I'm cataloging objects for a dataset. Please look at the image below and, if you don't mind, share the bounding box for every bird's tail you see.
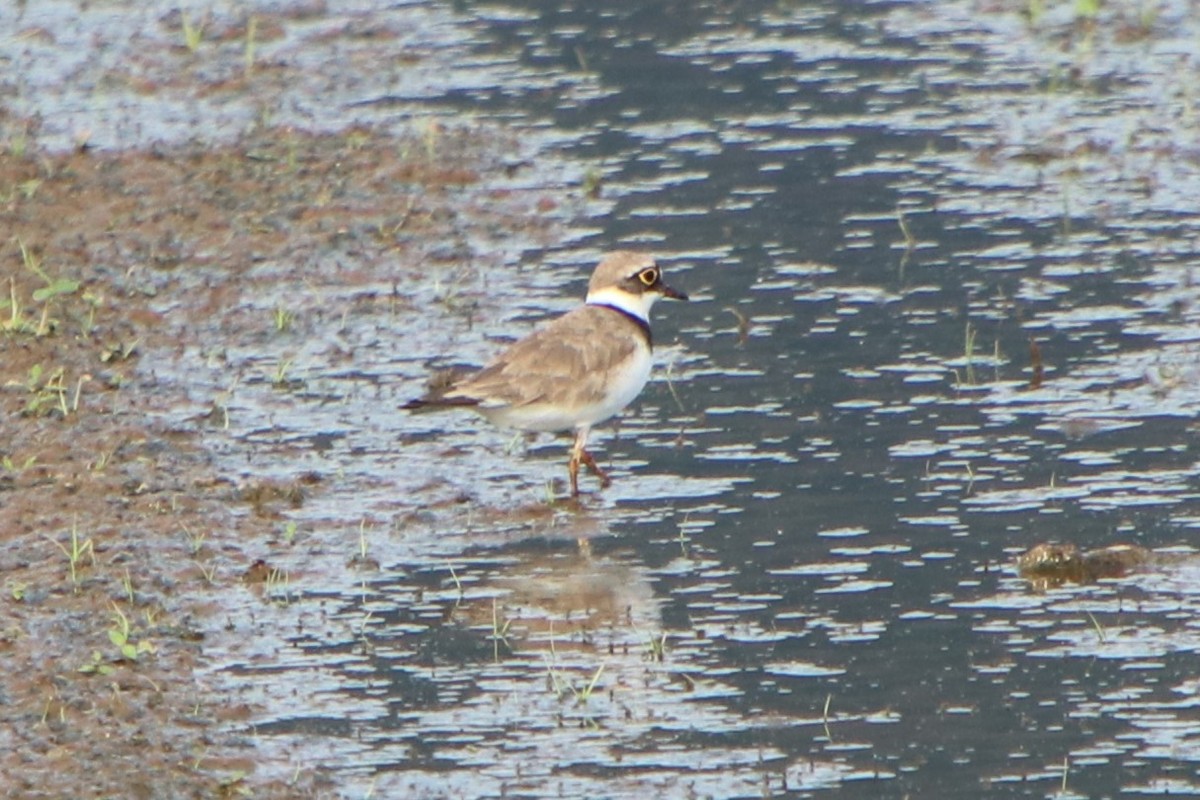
[402,367,477,412]
[401,396,479,412]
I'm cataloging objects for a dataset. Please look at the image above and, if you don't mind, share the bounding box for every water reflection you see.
[219,534,871,797]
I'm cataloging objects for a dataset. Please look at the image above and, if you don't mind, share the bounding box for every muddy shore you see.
[0,123,558,797]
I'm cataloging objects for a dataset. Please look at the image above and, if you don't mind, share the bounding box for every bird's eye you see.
[637,268,659,287]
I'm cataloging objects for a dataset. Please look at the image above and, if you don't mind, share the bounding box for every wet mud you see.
[0,122,556,796]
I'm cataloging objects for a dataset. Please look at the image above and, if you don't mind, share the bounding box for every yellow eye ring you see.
[638,268,659,287]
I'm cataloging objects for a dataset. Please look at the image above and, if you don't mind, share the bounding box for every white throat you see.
[586,286,657,322]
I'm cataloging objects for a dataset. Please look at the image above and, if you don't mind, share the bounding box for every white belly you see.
[480,346,652,433]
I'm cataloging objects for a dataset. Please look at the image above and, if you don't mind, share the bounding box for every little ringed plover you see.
[403,251,688,496]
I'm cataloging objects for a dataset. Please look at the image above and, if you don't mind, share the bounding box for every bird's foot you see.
[579,450,611,488]
[567,449,610,497]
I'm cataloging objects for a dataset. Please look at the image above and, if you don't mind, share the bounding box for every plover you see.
[403,251,688,496]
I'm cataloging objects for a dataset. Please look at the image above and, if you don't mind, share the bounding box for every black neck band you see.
[592,303,652,349]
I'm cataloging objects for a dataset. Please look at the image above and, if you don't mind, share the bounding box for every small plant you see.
[40,693,66,726]
[544,661,608,728]
[272,305,294,332]
[100,337,139,363]
[376,196,418,242]
[181,524,206,557]
[20,239,80,336]
[357,518,370,561]
[723,306,750,346]
[78,650,114,676]
[676,518,691,555]
[570,663,605,705]
[663,358,684,411]
[180,10,205,52]
[80,290,103,334]
[108,606,156,662]
[349,518,380,570]
[431,276,457,309]
[207,396,231,428]
[544,654,568,701]
[1,276,28,332]
[1130,4,1158,36]
[643,631,667,662]
[581,168,603,198]
[822,693,834,742]
[264,567,293,605]
[897,207,916,251]
[271,357,295,387]
[282,520,298,544]
[143,605,162,627]
[491,597,512,662]
[219,771,249,795]
[422,120,440,161]
[573,45,590,72]
[962,322,978,387]
[69,373,89,414]
[2,454,37,474]
[89,447,116,473]
[7,129,27,158]
[356,610,375,644]
[121,568,135,604]
[539,477,557,506]
[205,378,238,429]
[48,518,94,591]
[0,240,86,337]
[195,560,218,585]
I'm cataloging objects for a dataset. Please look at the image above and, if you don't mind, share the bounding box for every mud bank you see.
[0,123,559,797]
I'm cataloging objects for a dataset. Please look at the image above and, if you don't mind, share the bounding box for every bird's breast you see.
[479,342,652,433]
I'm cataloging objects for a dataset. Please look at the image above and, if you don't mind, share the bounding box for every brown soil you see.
[0,124,555,797]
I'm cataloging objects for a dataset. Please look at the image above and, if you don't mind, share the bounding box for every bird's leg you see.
[568,427,587,497]
[579,450,611,487]
[567,425,610,496]
[567,452,581,497]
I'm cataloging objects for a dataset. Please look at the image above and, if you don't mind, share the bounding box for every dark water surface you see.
[211,1,1200,798]
[136,0,1200,796]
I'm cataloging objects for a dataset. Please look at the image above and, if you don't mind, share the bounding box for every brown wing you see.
[447,305,643,409]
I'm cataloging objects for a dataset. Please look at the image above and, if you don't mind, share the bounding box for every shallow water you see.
[211,1,1200,796]
[12,0,1200,796]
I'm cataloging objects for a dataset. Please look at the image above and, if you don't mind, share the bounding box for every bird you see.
[403,251,688,496]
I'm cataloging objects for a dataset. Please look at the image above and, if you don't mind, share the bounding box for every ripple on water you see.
[35,0,1200,794]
